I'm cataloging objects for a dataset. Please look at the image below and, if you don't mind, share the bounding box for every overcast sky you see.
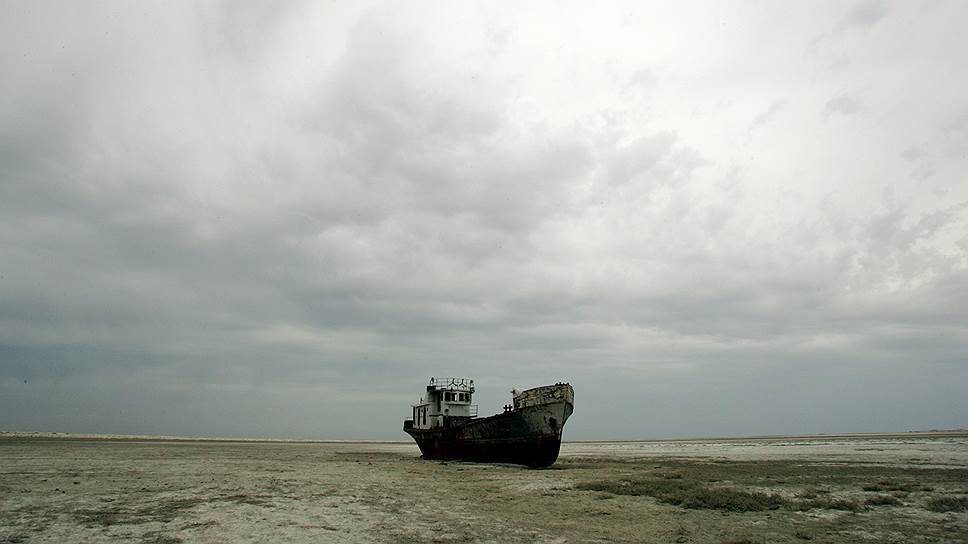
[1,1,966,440]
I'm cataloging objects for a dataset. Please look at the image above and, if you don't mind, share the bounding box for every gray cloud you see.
[751,100,787,130]
[942,112,968,137]
[823,93,863,117]
[901,146,925,162]
[622,67,657,94]
[835,0,890,33]
[603,131,678,186]
[1,1,966,440]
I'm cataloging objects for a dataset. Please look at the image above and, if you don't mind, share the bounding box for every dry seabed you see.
[1,435,966,543]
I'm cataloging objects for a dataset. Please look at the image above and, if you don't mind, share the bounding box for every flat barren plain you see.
[2,432,967,543]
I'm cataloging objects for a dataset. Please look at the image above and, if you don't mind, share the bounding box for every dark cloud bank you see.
[1,1,966,439]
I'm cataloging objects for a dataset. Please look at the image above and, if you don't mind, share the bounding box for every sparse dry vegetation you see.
[577,478,787,511]
[925,495,968,513]
[864,494,902,506]
[74,494,270,527]
[862,480,915,492]
[796,496,864,512]
[578,476,874,513]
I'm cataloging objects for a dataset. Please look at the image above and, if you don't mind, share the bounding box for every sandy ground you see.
[1,433,966,543]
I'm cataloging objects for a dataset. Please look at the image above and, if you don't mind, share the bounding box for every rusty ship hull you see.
[404,383,574,468]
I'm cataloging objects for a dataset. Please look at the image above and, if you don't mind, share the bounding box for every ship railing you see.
[428,377,474,391]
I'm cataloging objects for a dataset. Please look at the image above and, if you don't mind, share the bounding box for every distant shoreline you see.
[568,430,968,443]
[2,429,966,444]
[0,431,410,444]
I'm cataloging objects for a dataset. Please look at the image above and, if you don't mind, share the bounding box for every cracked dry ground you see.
[1,438,966,543]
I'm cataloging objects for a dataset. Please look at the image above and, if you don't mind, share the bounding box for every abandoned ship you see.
[403,377,574,468]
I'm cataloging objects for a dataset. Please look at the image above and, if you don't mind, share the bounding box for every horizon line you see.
[3,428,966,444]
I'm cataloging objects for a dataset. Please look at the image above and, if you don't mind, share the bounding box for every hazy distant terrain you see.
[2,433,966,543]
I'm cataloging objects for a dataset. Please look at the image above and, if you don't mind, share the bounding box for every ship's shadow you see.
[434,460,574,470]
